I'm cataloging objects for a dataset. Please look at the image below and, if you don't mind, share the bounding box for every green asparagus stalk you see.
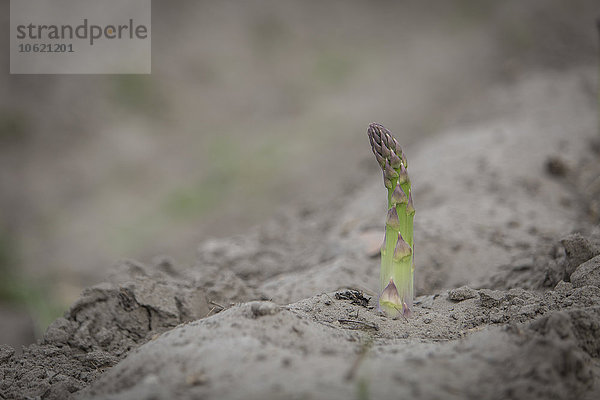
[367,123,414,317]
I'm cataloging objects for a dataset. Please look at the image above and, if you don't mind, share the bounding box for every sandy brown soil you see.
[1,69,600,399]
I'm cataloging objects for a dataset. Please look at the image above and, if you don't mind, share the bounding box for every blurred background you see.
[0,0,598,347]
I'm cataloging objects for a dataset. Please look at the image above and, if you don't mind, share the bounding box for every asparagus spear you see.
[367,123,414,317]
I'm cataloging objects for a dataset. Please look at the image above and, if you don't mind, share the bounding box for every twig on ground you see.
[208,301,226,310]
[338,319,379,331]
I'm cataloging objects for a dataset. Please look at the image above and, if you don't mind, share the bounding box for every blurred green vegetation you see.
[162,135,284,219]
[0,110,28,144]
[251,14,289,55]
[0,110,63,334]
[162,137,240,220]
[109,133,285,255]
[313,50,354,87]
[357,378,370,400]
[0,231,66,334]
[111,75,164,115]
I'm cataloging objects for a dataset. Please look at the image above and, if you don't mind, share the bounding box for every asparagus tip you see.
[368,122,414,319]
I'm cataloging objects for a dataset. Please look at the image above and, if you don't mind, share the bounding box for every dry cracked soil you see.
[2,68,600,400]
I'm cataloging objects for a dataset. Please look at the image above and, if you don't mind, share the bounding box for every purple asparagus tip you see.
[367,123,408,189]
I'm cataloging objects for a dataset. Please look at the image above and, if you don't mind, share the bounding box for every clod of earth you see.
[334,290,371,307]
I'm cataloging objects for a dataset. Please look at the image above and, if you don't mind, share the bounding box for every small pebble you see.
[250,301,280,317]
[545,156,568,177]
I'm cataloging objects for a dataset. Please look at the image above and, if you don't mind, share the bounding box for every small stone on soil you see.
[545,156,569,177]
[250,301,280,317]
